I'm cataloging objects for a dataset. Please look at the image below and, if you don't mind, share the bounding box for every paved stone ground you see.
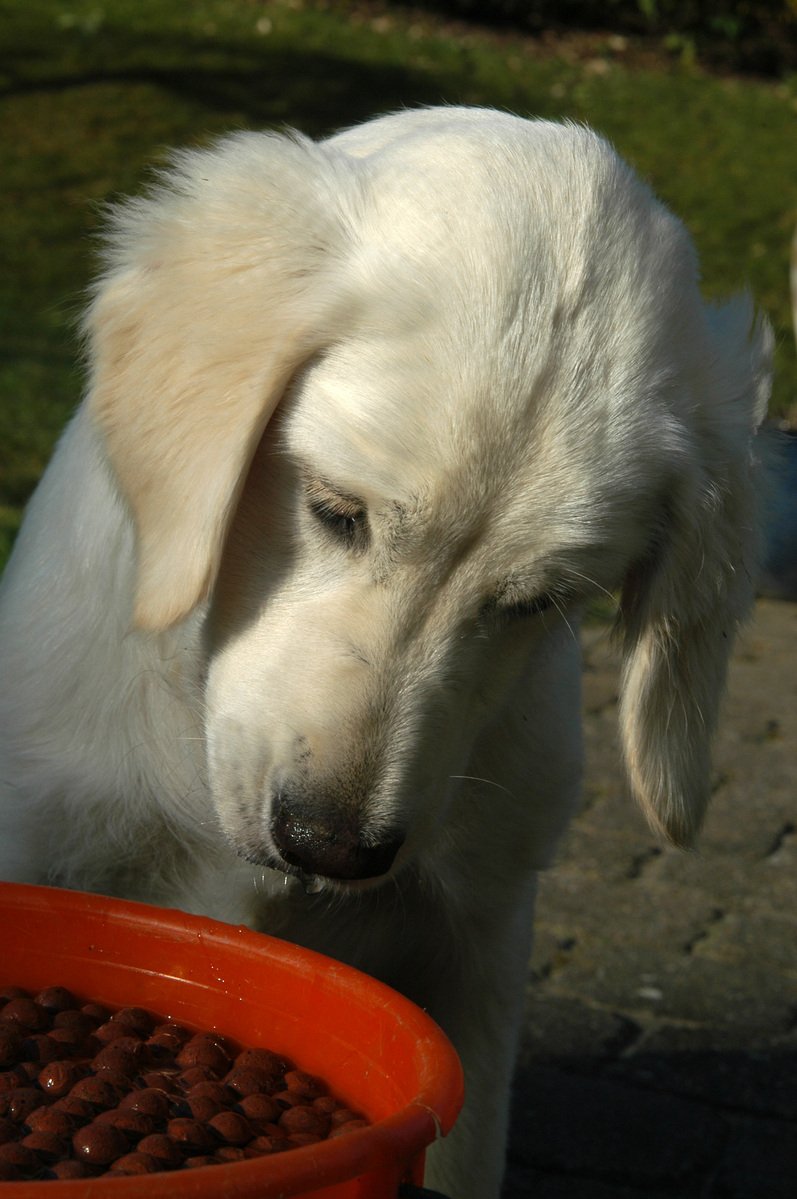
[504,598,797,1199]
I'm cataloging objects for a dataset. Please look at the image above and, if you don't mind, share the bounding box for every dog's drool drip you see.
[297,870,324,895]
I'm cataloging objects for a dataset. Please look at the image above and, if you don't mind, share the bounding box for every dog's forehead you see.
[281,114,698,582]
[283,324,675,595]
[284,331,523,502]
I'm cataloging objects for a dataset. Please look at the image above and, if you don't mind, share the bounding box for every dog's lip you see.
[238,845,392,894]
[275,857,394,894]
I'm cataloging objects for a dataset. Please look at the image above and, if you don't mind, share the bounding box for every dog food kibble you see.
[109,1150,161,1175]
[73,1121,130,1165]
[35,990,76,1015]
[0,986,369,1180]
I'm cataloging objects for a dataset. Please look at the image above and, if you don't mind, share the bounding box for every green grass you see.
[2,0,795,572]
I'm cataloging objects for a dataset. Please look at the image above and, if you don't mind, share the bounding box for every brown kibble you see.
[109,1006,154,1036]
[279,1104,330,1138]
[93,1039,145,1077]
[176,1033,231,1076]
[187,1080,235,1104]
[0,987,370,1176]
[273,1088,307,1109]
[119,1086,172,1120]
[329,1107,363,1128]
[124,1109,159,1139]
[0,1069,26,1093]
[47,1159,91,1179]
[26,1106,77,1138]
[284,1069,327,1099]
[329,1119,370,1138]
[69,1074,120,1108]
[95,1018,140,1044]
[34,987,75,1013]
[248,1133,291,1155]
[136,1133,183,1168]
[0,1027,23,1068]
[95,1107,156,1138]
[177,1065,217,1089]
[21,1130,68,1162]
[73,1120,129,1165]
[183,1153,219,1168]
[167,1116,217,1153]
[238,1092,281,1124]
[52,1094,95,1121]
[153,1022,191,1045]
[288,1131,323,1147]
[47,1025,84,1053]
[0,1117,17,1144]
[140,1069,181,1093]
[38,1059,84,1098]
[81,1003,110,1023]
[208,1109,253,1145]
[0,998,50,1032]
[100,1032,144,1053]
[147,1030,184,1058]
[53,1009,95,1037]
[224,1066,276,1097]
[109,1151,162,1174]
[215,1144,246,1162]
[2,1086,42,1122]
[0,988,29,1004]
[22,1032,60,1064]
[186,1093,223,1122]
[92,1066,135,1094]
[0,1140,38,1172]
[234,1047,288,1075]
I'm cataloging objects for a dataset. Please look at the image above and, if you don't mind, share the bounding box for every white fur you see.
[0,108,770,1197]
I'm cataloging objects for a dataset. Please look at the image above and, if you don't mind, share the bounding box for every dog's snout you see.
[271,795,404,881]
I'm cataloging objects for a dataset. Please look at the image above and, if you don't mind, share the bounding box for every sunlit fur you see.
[0,108,770,1197]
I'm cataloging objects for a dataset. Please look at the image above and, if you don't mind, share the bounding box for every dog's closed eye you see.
[306,478,369,552]
[500,594,556,620]
[481,591,558,628]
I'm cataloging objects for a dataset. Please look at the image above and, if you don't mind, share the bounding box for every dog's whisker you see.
[449,774,515,799]
[563,567,618,604]
[548,593,578,645]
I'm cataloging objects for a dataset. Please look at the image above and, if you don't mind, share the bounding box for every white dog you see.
[0,107,770,1197]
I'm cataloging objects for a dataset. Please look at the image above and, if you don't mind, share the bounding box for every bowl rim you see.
[0,882,464,1196]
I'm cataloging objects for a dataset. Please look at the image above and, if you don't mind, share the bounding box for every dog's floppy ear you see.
[617,298,772,848]
[84,132,353,630]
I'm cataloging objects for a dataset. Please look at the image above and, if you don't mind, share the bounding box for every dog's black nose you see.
[271,797,404,881]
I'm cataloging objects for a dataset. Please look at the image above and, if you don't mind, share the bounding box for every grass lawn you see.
[2,0,795,569]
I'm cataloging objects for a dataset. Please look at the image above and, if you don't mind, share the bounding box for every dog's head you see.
[85,109,770,885]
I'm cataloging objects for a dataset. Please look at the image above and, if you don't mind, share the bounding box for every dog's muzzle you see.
[270,793,404,882]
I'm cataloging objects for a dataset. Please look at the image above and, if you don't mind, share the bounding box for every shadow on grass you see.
[0,16,446,542]
[0,21,446,139]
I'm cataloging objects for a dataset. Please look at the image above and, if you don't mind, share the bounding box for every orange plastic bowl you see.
[0,882,464,1197]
